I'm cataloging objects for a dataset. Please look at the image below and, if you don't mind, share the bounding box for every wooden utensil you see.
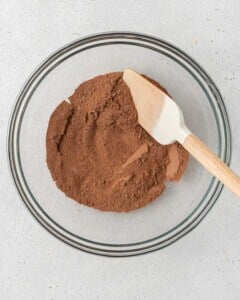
[123,69,240,197]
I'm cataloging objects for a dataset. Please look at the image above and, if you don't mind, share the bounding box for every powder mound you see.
[46,72,189,212]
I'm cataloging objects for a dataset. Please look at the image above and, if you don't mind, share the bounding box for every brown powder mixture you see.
[46,72,189,212]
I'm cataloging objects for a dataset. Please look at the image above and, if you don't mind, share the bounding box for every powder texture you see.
[46,72,189,212]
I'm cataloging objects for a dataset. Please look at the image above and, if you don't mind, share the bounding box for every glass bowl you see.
[8,32,231,257]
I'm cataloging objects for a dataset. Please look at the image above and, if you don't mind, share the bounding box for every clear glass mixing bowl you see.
[8,32,231,256]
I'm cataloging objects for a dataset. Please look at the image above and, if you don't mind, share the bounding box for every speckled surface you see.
[1,1,240,299]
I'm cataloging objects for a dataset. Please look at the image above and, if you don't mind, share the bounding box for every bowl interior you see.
[17,42,220,245]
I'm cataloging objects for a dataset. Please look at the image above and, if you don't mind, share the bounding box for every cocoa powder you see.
[46,72,189,212]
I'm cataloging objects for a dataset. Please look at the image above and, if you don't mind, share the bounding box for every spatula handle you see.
[183,134,240,197]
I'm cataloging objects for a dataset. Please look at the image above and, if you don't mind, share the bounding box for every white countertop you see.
[1,1,240,299]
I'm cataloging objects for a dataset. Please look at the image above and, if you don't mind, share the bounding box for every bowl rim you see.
[7,31,232,257]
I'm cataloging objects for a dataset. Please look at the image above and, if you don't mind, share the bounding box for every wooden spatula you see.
[123,69,240,197]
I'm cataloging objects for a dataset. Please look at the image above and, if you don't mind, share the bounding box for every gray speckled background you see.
[1,1,240,299]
